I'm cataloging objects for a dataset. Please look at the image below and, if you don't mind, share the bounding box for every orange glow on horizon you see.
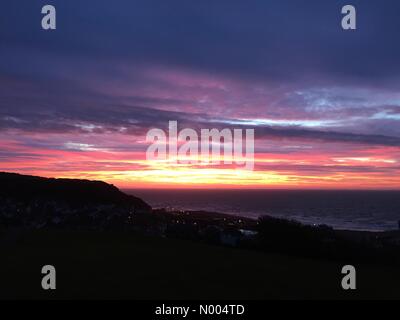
[1,134,400,190]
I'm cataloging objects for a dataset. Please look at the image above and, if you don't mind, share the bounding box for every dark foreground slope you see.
[0,229,400,300]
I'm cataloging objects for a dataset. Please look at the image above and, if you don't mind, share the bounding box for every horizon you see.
[1,1,400,189]
[4,170,400,192]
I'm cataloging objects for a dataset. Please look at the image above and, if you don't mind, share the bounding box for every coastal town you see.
[1,172,400,265]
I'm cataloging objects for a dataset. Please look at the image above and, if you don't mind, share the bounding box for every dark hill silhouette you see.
[0,172,151,214]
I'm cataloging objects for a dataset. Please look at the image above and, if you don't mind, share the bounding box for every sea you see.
[126,189,400,232]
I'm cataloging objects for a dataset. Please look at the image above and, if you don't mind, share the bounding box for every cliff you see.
[0,172,151,228]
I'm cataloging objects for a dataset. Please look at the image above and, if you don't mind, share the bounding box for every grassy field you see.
[0,230,399,300]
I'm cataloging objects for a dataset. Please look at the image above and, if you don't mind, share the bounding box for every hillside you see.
[0,172,150,208]
[0,172,151,228]
[1,230,400,299]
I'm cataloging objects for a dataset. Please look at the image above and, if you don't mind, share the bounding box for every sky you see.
[1,0,400,189]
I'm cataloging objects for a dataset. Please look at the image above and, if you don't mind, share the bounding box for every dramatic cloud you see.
[1,0,400,188]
